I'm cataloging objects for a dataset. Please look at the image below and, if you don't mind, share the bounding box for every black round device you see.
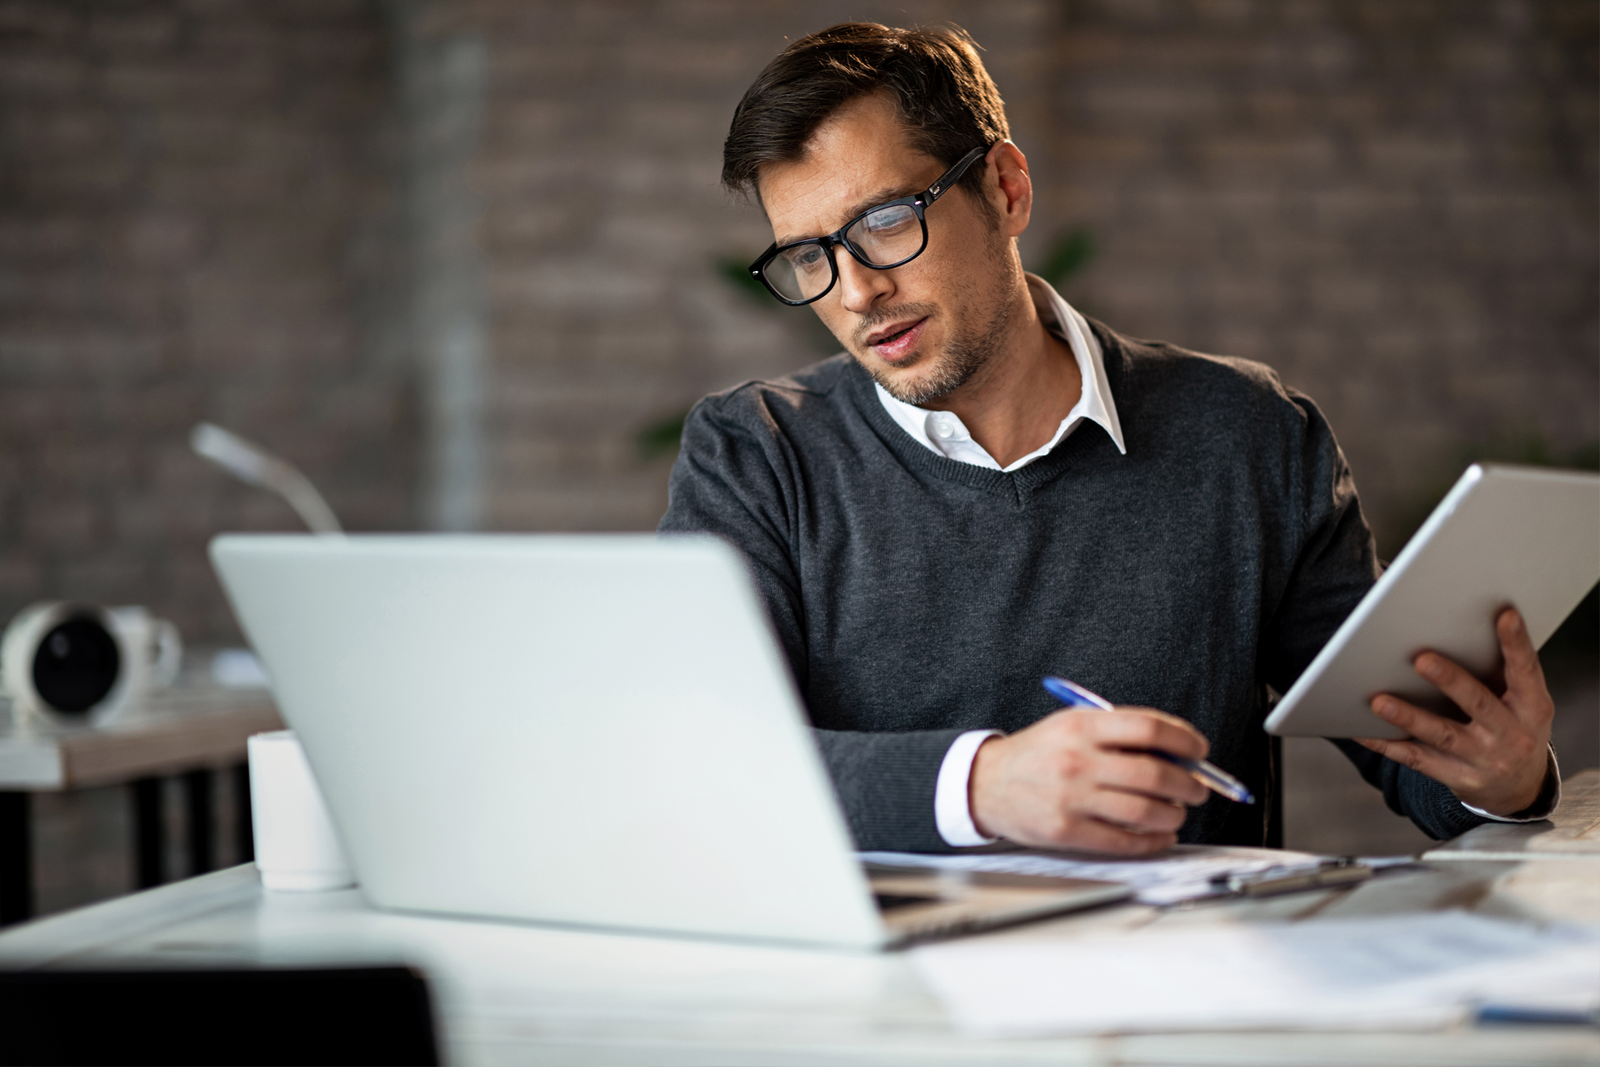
[30,614,121,714]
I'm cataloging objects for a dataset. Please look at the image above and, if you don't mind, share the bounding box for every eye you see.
[862,205,917,236]
[783,245,827,272]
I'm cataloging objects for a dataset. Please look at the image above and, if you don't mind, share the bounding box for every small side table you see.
[0,683,283,924]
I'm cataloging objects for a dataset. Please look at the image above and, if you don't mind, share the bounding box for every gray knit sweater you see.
[659,322,1486,851]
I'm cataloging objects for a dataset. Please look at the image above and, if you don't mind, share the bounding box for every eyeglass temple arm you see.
[925,144,992,204]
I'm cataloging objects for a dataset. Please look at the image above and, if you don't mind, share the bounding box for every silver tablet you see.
[1264,464,1600,739]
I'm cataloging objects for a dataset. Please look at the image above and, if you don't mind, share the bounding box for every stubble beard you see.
[863,240,1023,408]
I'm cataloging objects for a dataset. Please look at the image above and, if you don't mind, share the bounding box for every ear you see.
[984,140,1033,239]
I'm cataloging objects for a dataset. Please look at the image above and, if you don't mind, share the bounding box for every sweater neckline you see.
[840,360,1076,499]
[839,334,1126,499]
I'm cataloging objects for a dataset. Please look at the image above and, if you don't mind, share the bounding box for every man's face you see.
[757,93,1021,406]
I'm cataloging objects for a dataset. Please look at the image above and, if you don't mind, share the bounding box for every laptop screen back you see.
[211,534,886,948]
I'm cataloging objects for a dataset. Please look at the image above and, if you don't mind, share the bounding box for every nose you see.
[833,247,895,313]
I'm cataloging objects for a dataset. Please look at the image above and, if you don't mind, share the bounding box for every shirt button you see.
[934,420,955,439]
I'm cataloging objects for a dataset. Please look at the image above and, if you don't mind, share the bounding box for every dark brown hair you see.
[722,22,1010,203]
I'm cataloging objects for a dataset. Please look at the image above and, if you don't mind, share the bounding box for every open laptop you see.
[210,534,1128,949]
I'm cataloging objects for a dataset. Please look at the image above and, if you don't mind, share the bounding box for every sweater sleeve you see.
[659,395,964,852]
[1258,388,1487,841]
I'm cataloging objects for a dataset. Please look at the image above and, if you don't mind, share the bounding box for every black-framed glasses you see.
[748,145,990,306]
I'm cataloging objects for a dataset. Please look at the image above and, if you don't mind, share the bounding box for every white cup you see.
[0,602,183,726]
[248,730,356,892]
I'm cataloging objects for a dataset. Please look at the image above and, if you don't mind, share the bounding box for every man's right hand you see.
[968,707,1212,854]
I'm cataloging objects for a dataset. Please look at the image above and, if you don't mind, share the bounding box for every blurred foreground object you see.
[0,966,438,1066]
[1,603,182,727]
[191,423,344,535]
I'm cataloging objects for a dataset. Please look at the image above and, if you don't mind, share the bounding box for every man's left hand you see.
[1354,606,1553,817]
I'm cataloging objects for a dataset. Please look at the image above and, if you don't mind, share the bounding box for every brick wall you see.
[1038,0,1599,550]
[0,0,412,645]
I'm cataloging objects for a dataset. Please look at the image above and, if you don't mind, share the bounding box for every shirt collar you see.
[873,274,1126,470]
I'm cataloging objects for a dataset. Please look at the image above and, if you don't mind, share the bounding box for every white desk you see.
[0,774,1595,1067]
[1426,769,1600,861]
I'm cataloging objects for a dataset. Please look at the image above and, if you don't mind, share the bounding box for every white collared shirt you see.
[880,276,1554,847]
[874,275,1126,470]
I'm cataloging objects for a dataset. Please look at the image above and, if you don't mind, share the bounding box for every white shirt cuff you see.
[1459,746,1562,823]
[935,729,1004,847]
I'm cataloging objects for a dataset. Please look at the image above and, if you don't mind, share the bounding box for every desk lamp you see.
[191,423,344,535]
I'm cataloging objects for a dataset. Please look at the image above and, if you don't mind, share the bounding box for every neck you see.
[921,280,1083,468]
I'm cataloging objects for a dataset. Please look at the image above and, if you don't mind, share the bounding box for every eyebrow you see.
[774,184,920,248]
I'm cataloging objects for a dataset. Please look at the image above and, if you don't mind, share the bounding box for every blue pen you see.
[1041,676,1256,805]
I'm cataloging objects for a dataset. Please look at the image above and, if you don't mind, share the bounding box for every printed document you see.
[912,911,1600,1036]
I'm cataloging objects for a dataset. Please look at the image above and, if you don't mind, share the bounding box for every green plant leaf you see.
[636,410,687,462]
[716,256,774,306]
[1035,228,1096,287]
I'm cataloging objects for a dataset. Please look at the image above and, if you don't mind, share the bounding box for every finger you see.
[1411,651,1510,731]
[1089,787,1188,834]
[1497,608,1552,716]
[1369,693,1470,754]
[1096,751,1210,806]
[1497,607,1540,680]
[1084,708,1210,760]
[1353,736,1473,785]
[1055,814,1176,856]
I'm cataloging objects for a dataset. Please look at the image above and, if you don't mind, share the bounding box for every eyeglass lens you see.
[764,202,924,303]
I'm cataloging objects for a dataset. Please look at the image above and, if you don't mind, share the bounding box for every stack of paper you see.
[861,844,1328,906]
[911,911,1600,1036]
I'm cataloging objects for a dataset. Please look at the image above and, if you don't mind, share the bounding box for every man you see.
[662,23,1558,854]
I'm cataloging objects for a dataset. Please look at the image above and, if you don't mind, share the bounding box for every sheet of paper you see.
[860,844,1327,905]
[911,911,1600,1037]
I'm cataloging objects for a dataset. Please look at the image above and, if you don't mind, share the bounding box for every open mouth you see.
[865,317,928,362]
[870,322,918,346]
